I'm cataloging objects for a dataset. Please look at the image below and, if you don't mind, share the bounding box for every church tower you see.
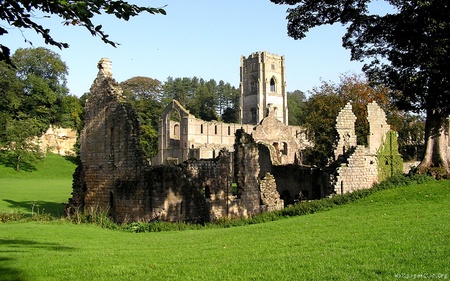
[239,51,288,125]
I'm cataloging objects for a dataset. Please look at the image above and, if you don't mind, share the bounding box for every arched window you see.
[174,124,180,138]
[270,77,276,92]
[250,77,257,94]
[282,142,288,155]
[250,108,257,123]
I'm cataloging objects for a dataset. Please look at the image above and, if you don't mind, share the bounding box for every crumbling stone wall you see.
[68,58,284,223]
[333,146,378,194]
[68,57,402,224]
[260,173,283,211]
[331,102,402,194]
[334,103,357,160]
[233,129,263,217]
[252,108,301,164]
[67,58,149,220]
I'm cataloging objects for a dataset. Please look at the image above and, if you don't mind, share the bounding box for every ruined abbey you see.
[66,52,402,223]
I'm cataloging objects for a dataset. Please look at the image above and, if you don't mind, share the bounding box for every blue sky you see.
[3,0,375,97]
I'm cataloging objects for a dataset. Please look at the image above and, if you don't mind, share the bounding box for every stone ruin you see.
[66,58,402,223]
[39,126,77,156]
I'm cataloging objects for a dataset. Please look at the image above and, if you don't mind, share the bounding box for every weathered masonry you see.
[153,51,309,166]
[67,55,402,223]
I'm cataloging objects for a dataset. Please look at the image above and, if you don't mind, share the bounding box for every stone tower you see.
[239,51,288,125]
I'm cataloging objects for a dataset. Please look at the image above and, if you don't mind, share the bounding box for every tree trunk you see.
[16,154,21,172]
[418,109,449,172]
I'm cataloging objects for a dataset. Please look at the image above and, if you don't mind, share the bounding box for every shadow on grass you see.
[0,240,75,281]
[0,257,24,281]
[0,156,37,173]
[63,155,80,166]
[2,199,66,217]
[0,239,74,252]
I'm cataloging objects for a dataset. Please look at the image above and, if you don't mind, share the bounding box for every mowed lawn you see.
[1,179,449,280]
[0,154,76,217]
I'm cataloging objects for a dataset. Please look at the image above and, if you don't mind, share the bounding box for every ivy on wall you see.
[377,130,403,182]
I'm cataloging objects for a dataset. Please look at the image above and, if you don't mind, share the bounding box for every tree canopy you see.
[0,47,81,171]
[0,0,166,63]
[272,0,450,173]
[120,76,164,158]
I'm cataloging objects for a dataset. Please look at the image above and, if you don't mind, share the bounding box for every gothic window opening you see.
[250,80,257,94]
[270,77,276,92]
[174,124,180,138]
[251,108,256,123]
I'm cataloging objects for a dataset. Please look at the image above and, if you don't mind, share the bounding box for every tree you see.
[0,47,71,170]
[221,87,240,123]
[302,84,346,167]
[287,90,307,126]
[0,1,166,63]
[120,76,163,102]
[272,0,450,173]
[301,74,401,167]
[120,76,164,158]
[12,47,69,132]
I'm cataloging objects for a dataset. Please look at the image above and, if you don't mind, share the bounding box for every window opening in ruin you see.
[204,186,211,200]
[273,142,281,162]
[341,181,344,195]
[180,201,183,215]
[251,108,256,123]
[212,150,216,158]
[270,77,276,92]
[200,124,203,134]
[282,142,288,155]
[215,125,217,134]
[228,126,231,135]
[250,81,257,94]
[109,191,114,209]
[281,190,291,207]
[231,183,238,196]
[174,124,180,138]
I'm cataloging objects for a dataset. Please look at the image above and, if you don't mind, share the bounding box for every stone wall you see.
[68,57,401,224]
[36,126,77,156]
[68,59,286,223]
[67,58,150,221]
[331,102,402,194]
[334,103,357,160]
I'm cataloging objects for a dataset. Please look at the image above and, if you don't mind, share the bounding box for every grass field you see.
[0,154,76,216]
[0,155,449,280]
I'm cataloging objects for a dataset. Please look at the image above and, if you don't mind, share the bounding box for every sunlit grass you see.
[0,154,76,217]
[1,180,449,280]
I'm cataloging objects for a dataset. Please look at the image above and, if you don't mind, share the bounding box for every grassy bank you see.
[0,154,76,217]
[1,179,449,280]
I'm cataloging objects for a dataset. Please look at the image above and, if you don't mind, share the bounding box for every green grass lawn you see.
[1,180,449,280]
[0,154,76,217]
